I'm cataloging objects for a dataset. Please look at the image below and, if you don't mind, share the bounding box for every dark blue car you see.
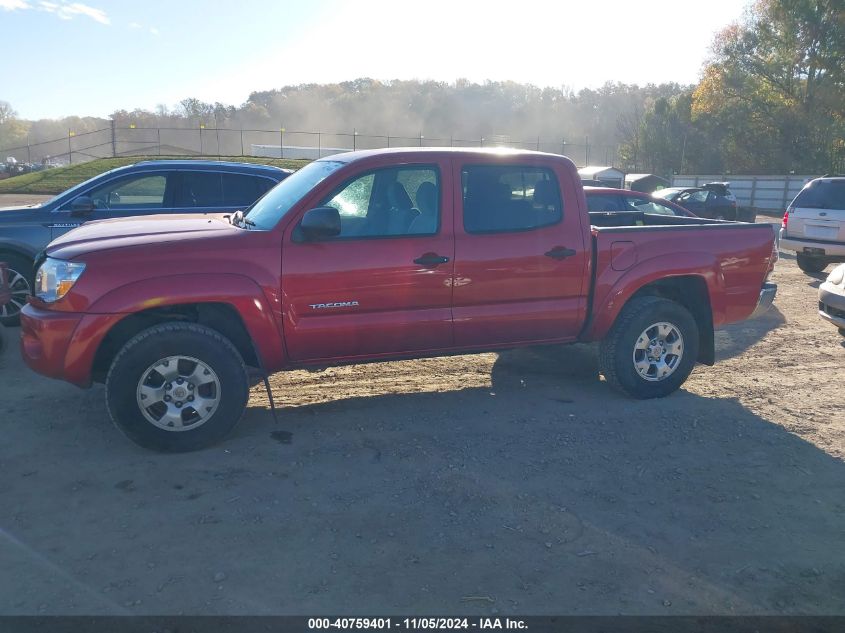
[0,160,291,323]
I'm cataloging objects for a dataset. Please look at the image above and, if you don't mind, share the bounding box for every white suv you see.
[780,177,845,273]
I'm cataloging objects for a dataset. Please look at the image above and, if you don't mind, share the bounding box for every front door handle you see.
[544,246,577,260]
[414,253,450,266]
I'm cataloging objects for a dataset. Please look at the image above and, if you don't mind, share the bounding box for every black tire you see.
[105,322,249,452]
[598,296,699,399]
[0,322,6,354]
[0,253,34,326]
[796,254,827,273]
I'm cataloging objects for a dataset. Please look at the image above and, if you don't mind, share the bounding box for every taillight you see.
[767,242,778,279]
[782,206,793,229]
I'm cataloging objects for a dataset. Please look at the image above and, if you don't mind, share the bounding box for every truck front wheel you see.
[105,322,250,452]
[598,296,699,399]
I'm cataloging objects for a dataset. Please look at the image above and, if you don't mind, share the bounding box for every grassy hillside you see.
[0,156,309,195]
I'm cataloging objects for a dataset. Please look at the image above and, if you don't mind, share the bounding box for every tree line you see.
[1,0,842,175]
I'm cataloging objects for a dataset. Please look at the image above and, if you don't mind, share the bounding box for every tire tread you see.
[598,295,698,399]
[105,321,248,452]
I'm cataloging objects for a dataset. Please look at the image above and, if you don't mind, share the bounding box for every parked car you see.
[654,183,738,220]
[819,263,845,336]
[0,160,291,324]
[584,187,696,222]
[779,177,845,273]
[20,148,777,452]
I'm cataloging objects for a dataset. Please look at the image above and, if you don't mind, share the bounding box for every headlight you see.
[827,264,845,286]
[34,257,86,302]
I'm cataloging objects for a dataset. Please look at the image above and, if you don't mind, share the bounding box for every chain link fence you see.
[0,125,620,171]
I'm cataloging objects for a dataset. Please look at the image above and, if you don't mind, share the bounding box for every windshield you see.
[245,160,345,229]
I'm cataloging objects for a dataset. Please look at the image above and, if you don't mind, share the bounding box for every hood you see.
[0,205,46,223]
[47,213,242,260]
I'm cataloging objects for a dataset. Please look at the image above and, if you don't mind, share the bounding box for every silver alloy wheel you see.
[0,268,31,319]
[632,321,684,382]
[136,355,221,431]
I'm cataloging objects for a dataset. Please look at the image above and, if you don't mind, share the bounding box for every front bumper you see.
[20,303,121,387]
[750,282,777,319]
[779,230,845,258]
[819,281,845,329]
[20,304,83,381]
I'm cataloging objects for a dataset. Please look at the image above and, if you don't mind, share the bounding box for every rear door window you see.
[462,165,561,233]
[686,190,709,204]
[222,173,272,206]
[179,172,223,208]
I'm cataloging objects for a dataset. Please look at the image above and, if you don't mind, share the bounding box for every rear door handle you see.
[414,253,450,266]
[544,246,577,260]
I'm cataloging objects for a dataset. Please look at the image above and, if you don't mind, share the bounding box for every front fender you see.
[86,273,285,370]
[584,251,725,341]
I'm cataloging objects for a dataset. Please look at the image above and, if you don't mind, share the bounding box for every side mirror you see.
[70,196,95,215]
[299,206,341,240]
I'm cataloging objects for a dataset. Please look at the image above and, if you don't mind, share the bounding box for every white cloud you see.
[0,0,31,10]
[149,26,159,36]
[38,0,109,24]
[128,21,141,29]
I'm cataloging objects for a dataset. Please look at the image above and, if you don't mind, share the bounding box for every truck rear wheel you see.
[105,322,249,452]
[598,296,699,399]
[796,254,827,274]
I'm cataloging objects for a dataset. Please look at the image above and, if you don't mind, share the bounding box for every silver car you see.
[780,177,845,274]
[819,263,845,336]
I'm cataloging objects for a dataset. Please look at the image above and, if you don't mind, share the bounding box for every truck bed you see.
[586,214,777,335]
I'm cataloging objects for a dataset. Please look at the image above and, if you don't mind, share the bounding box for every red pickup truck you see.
[20,148,778,452]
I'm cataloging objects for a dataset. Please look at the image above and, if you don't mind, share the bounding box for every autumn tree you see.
[0,101,30,152]
[692,0,845,173]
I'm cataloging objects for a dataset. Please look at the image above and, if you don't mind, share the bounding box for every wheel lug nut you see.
[175,401,182,407]
[164,395,171,402]
[188,395,194,402]
[177,378,184,385]
[165,383,172,390]
[188,383,194,390]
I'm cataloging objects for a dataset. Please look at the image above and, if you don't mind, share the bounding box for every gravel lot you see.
[1,216,843,615]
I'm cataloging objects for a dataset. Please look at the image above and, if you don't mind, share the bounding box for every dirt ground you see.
[0,221,844,616]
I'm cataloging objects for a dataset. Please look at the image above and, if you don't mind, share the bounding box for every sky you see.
[0,0,750,120]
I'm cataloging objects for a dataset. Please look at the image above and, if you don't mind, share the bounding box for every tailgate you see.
[790,207,845,242]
